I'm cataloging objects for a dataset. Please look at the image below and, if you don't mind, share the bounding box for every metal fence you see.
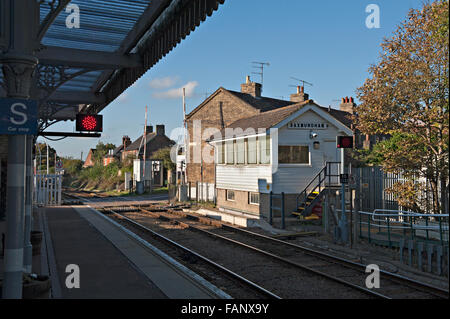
[353,166,446,215]
[358,209,449,247]
[34,174,62,206]
[188,182,216,202]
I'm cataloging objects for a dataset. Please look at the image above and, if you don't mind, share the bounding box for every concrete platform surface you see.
[42,205,221,299]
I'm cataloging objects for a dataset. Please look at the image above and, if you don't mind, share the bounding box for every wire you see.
[42,136,68,142]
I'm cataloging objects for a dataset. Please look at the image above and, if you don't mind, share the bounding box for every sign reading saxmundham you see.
[0,98,38,135]
[288,121,329,130]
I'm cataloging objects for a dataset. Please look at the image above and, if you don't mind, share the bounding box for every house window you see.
[247,137,257,164]
[249,192,260,205]
[217,142,225,164]
[226,140,234,164]
[226,190,235,201]
[278,145,310,164]
[259,136,270,164]
[236,139,245,164]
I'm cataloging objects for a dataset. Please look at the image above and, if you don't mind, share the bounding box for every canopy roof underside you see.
[0,0,225,128]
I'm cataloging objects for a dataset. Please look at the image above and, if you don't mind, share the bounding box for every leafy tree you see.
[92,142,116,164]
[35,143,57,173]
[61,157,83,175]
[355,1,449,213]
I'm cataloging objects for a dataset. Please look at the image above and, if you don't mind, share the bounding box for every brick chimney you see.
[290,86,309,102]
[122,136,131,149]
[146,125,153,134]
[340,97,356,114]
[241,75,261,98]
[156,124,165,136]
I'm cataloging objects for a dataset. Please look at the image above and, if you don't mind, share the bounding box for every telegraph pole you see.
[143,106,148,189]
[183,88,187,185]
[46,143,49,175]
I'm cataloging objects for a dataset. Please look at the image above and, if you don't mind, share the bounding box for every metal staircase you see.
[292,162,341,218]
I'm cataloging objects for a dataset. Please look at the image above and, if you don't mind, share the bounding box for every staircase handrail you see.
[295,162,341,212]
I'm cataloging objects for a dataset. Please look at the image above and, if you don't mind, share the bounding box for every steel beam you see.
[39,132,101,138]
[37,0,72,42]
[47,91,106,104]
[36,46,142,69]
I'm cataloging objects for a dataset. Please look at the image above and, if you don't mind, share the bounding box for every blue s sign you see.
[0,98,38,135]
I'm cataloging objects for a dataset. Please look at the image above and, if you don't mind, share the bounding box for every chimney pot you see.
[339,96,356,114]
[122,135,131,149]
[246,75,250,84]
[241,76,261,97]
[290,86,309,102]
[156,125,165,136]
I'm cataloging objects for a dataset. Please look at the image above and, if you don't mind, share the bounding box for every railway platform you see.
[0,204,227,299]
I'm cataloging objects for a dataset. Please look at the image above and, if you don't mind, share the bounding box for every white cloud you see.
[149,76,179,89]
[153,81,199,99]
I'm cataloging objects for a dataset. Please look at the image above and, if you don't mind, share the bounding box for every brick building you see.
[121,125,175,162]
[83,149,97,168]
[185,76,297,195]
[185,76,364,217]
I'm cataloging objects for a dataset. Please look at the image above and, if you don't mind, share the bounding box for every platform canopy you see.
[0,0,225,131]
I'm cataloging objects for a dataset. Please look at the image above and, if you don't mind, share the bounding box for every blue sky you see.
[41,0,424,159]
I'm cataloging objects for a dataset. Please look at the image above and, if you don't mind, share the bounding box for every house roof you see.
[186,87,296,119]
[124,132,176,154]
[209,101,353,141]
[226,90,296,112]
[112,144,124,156]
[125,132,157,151]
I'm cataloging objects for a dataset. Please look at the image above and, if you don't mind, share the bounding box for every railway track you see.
[106,209,280,299]
[129,206,449,299]
[63,191,449,299]
[102,208,379,298]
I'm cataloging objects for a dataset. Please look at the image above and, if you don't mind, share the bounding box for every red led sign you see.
[76,114,103,132]
[336,136,353,149]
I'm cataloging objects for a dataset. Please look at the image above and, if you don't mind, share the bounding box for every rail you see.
[358,210,449,246]
[296,162,340,213]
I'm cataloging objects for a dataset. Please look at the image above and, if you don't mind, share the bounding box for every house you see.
[83,149,97,168]
[102,136,131,166]
[185,76,297,200]
[208,99,353,218]
[185,76,354,218]
[121,125,175,162]
[122,125,175,187]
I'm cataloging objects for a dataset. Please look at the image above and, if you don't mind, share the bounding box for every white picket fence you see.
[34,174,62,206]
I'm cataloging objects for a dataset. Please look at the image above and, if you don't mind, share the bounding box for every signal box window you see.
[278,145,309,164]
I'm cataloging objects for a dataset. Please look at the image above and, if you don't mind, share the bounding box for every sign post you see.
[336,136,354,244]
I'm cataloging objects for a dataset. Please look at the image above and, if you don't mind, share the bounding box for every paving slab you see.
[44,206,167,299]
[73,205,219,299]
